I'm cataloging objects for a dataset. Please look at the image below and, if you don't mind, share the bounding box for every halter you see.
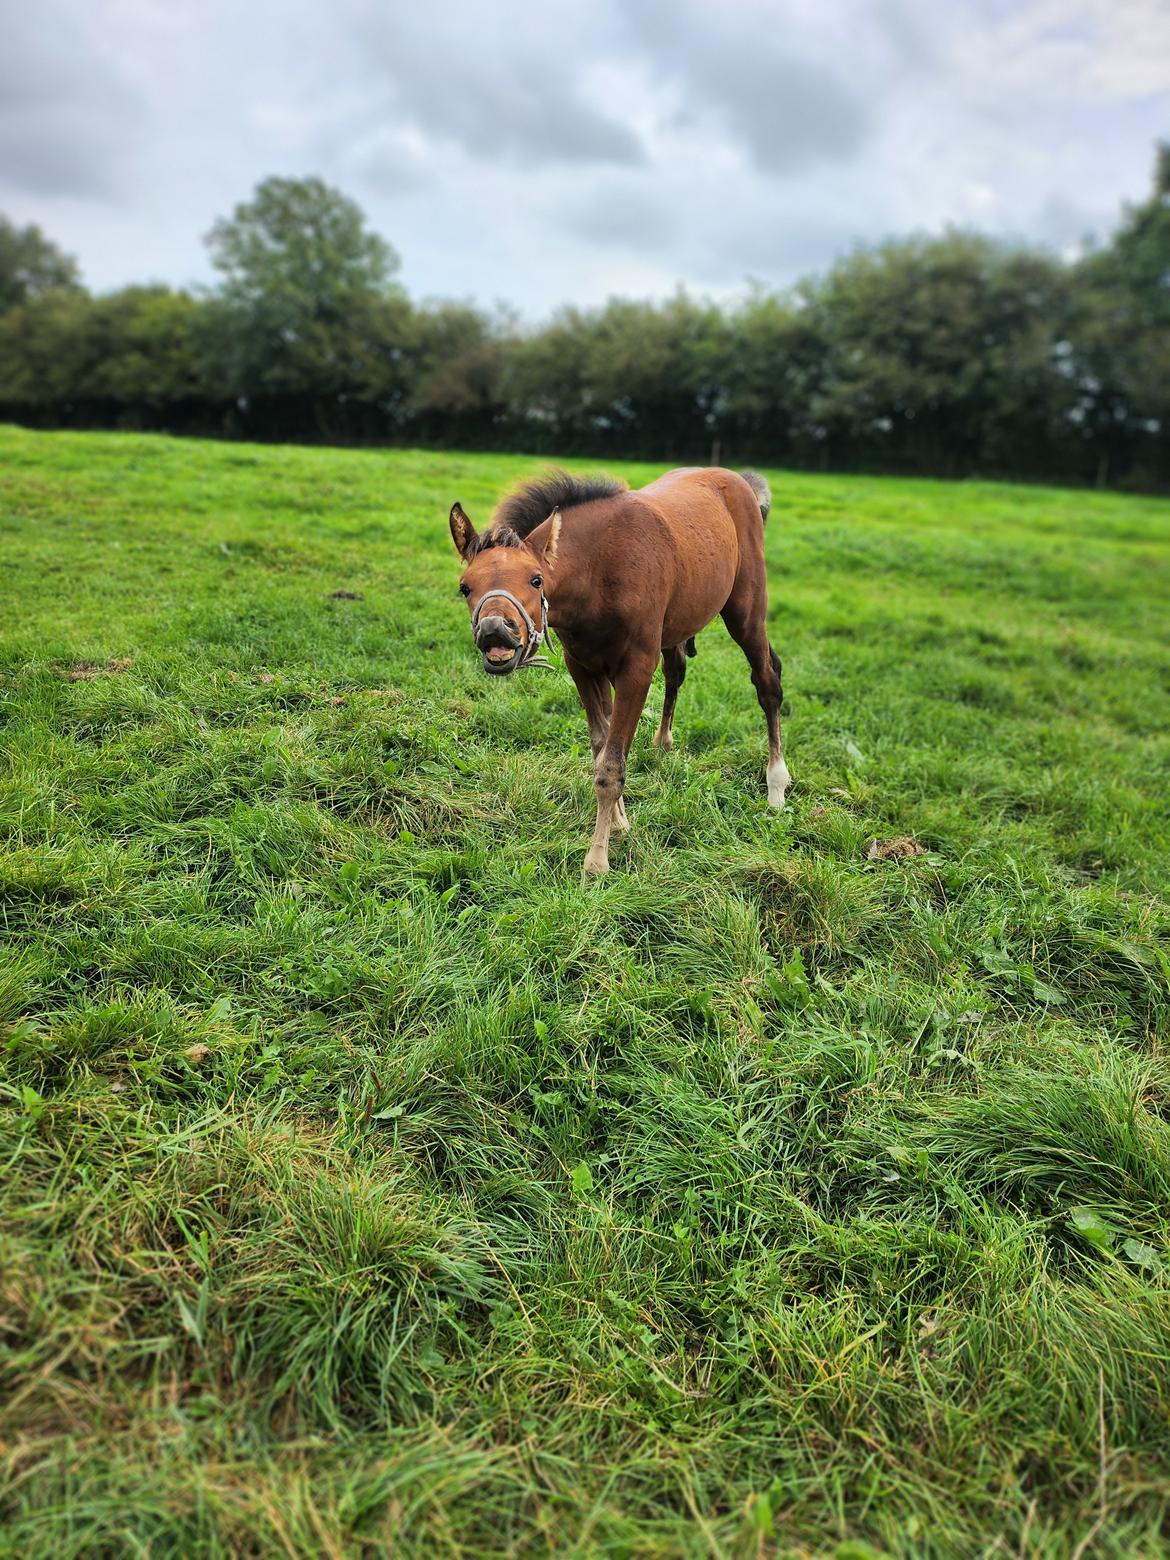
[471,587,556,670]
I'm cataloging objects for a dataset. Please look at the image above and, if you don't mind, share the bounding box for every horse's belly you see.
[659,518,739,646]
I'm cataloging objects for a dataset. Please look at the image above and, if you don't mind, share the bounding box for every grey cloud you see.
[0,0,1164,318]
[547,162,876,291]
[0,129,107,200]
[347,135,430,197]
[559,182,679,248]
[621,0,869,173]
[719,58,868,172]
[0,7,141,199]
[696,211,871,283]
[357,9,644,167]
[867,0,942,74]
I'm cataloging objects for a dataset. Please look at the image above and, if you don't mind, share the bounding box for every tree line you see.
[1,149,1167,489]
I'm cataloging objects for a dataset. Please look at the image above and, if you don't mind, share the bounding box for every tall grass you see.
[1,426,1169,1557]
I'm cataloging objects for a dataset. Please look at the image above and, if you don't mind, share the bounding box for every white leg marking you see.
[584,793,616,876]
[583,831,611,876]
[767,758,791,809]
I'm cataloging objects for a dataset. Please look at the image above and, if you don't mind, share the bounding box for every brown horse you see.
[448,467,789,875]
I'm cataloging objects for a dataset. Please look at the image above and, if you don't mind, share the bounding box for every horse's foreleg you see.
[565,652,613,761]
[565,654,629,842]
[584,652,657,876]
[721,595,789,808]
[588,683,632,833]
[652,645,688,750]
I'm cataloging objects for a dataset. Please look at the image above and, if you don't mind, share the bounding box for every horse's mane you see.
[473,469,627,555]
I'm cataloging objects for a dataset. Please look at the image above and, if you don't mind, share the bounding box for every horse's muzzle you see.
[475,614,524,676]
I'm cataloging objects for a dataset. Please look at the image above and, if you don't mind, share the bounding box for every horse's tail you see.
[741,469,771,523]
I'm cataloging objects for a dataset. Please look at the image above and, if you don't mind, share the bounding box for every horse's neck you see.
[546,573,570,629]
[546,566,590,632]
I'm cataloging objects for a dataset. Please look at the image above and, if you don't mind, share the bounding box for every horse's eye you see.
[459,583,471,597]
[530,575,543,589]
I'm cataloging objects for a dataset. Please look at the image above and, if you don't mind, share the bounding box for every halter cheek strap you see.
[471,587,555,670]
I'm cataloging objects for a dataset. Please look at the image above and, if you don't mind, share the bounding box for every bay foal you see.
[448,467,789,875]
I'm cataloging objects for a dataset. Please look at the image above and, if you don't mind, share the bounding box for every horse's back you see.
[638,467,765,538]
[634,467,764,647]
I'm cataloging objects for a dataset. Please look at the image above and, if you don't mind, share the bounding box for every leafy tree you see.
[0,217,81,314]
[201,177,402,403]
[207,176,397,309]
[1092,142,1170,329]
[0,287,93,404]
[723,287,828,464]
[2,156,1169,486]
[1070,143,1170,484]
[574,293,728,458]
[505,294,729,459]
[0,285,210,423]
[504,307,595,449]
[404,301,515,447]
[805,233,1077,476]
[81,287,209,408]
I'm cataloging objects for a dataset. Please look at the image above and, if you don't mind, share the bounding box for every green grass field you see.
[2,425,1169,1558]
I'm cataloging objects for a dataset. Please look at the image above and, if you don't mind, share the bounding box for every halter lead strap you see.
[471,587,555,669]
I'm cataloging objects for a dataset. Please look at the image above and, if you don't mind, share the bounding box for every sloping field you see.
[1,426,1169,1558]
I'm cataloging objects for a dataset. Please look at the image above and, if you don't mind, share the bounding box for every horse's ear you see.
[449,502,478,560]
[541,508,562,566]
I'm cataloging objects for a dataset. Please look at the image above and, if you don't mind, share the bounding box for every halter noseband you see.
[471,587,555,670]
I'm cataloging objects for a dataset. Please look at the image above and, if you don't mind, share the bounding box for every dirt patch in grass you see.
[59,656,133,680]
[865,835,926,862]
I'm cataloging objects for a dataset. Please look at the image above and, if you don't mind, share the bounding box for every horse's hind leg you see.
[652,645,688,750]
[721,591,790,808]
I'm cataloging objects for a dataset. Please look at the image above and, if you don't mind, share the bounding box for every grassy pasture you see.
[1,424,1169,1558]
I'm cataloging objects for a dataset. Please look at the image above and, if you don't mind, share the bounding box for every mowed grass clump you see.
[1,425,1169,1558]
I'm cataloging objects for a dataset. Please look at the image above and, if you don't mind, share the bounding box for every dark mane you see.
[489,468,627,544]
[467,525,525,557]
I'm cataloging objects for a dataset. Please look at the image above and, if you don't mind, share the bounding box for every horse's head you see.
[448,501,561,676]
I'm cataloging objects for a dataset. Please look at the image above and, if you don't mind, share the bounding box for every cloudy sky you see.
[2,0,1167,317]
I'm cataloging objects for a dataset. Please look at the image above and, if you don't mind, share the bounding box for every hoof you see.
[612,804,631,835]
[582,855,610,878]
[651,730,673,750]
